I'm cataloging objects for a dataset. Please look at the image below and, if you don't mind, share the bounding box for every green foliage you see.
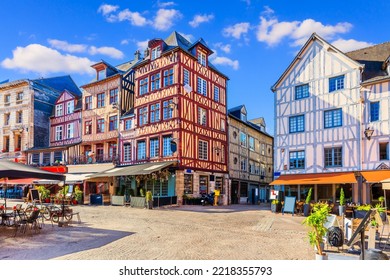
[74,186,83,201]
[339,188,345,206]
[305,188,312,204]
[378,196,385,202]
[356,204,371,211]
[303,203,331,256]
[140,188,145,197]
[271,199,279,205]
[36,185,50,200]
[374,203,386,213]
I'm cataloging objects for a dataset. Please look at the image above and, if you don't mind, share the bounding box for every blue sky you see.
[1,0,389,135]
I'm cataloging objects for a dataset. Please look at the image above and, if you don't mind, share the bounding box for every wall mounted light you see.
[364,127,374,140]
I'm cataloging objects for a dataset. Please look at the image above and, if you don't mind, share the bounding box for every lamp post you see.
[58,181,66,227]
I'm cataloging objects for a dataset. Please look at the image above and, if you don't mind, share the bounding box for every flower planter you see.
[303,204,310,216]
[354,210,368,219]
[338,205,346,216]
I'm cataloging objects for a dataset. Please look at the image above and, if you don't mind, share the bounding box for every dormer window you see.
[151,46,161,60]
[241,112,247,122]
[98,69,106,81]
[55,104,63,117]
[198,51,206,66]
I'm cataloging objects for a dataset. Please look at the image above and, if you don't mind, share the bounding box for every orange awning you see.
[361,170,390,183]
[0,178,39,185]
[270,172,357,185]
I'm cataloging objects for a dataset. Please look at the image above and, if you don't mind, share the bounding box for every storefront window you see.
[299,185,314,201]
[285,185,298,198]
[240,182,248,197]
[199,175,208,195]
[215,177,224,194]
[184,174,193,194]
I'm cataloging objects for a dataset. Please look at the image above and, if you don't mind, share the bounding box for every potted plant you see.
[374,203,386,222]
[354,204,371,218]
[271,199,279,213]
[74,186,83,204]
[303,188,312,217]
[338,187,346,216]
[303,202,331,260]
[378,196,385,207]
[36,185,50,203]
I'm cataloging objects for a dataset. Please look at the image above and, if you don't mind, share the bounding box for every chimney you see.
[134,50,141,60]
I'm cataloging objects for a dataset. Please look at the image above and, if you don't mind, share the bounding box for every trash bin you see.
[90,194,103,205]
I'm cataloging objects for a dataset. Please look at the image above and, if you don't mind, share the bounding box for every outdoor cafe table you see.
[0,207,16,226]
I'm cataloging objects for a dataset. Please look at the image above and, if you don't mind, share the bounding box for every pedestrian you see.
[146,190,153,209]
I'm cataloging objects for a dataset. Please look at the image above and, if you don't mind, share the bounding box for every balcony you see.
[69,154,118,165]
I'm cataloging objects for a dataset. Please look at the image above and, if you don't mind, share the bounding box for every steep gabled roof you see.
[33,75,81,97]
[271,33,363,91]
[346,42,390,83]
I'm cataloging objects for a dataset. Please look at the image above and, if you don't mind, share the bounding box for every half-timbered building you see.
[77,54,140,205]
[271,33,390,205]
[118,31,229,205]
[228,105,273,204]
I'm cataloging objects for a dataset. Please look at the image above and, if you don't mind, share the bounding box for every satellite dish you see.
[184,84,192,93]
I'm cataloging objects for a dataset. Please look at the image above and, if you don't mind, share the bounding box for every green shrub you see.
[305,188,312,204]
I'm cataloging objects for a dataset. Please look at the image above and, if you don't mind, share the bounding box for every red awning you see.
[40,166,68,173]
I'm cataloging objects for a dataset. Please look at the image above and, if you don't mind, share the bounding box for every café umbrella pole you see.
[58,181,65,227]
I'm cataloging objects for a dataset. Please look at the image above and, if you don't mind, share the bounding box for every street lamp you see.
[364,127,374,140]
[58,181,66,227]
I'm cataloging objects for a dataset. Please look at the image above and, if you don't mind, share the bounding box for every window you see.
[249,137,255,151]
[241,112,247,122]
[98,69,106,80]
[370,101,380,122]
[66,101,74,114]
[43,153,50,166]
[289,151,305,169]
[124,143,132,162]
[163,100,173,120]
[295,84,309,99]
[32,153,39,164]
[4,94,10,104]
[163,69,174,87]
[198,107,207,126]
[197,77,207,96]
[85,96,92,110]
[198,51,206,66]
[150,138,159,158]
[380,143,389,160]
[329,75,344,92]
[54,151,62,163]
[163,135,173,157]
[151,73,161,91]
[240,132,247,147]
[324,147,342,167]
[289,115,305,133]
[124,119,132,130]
[85,120,92,135]
[66,123,74,139]
[221,119,226,131]
[109,88,118,104]
[4,113,10,126]
[137,141,146,160]
[16,92,23,102]
[151,46,161,60]
[138,107,148,126]
[241,158,247,171]
[140,78,149,95]
[324,109,342,128]
[97,118,105,133]
[55,104,63,117]
[249,161,255,174]
[261,143,265,155]
[109,115,118,131]
[55,126,63,141]
[199,140,208,160]
[97,93,105,108]
[184,174,193,194]
[150,103,160,123]
[109,143,117,159]
[16,111,23,123]
[183,69,190,86]
[214,86,220,102]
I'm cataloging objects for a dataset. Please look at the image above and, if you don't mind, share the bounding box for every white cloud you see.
[214,43,231,54]
[256,8,353,47]
[116,9,150,26]
[48,39,87,53]
[158,1,175,8]
[189,14,214,28]
[89,46,124,59]
[331,38,373,53]
[1,44,94,75]
[223,22,250,39]
[121,39,129,45]
[153,9,182,31]
[97,4,119,16]
[211,56,239,70]
[137,40,149,51]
